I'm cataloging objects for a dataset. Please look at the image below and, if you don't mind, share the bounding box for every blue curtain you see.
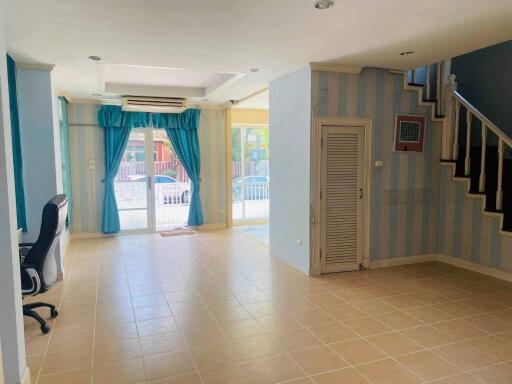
[97,106,202,232]
[163,113,203,226]
[6,55,27,231]
[58,97,73,228]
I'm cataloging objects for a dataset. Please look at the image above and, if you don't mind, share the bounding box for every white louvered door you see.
[320,126,364,273]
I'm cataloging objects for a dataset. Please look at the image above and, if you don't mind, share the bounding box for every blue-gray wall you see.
[451,40,512,137]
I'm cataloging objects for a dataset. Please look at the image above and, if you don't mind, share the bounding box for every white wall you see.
[0,0,28,381]
[269,67,312,275]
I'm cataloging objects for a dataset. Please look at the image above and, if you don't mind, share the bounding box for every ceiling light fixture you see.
[399,51,415,56]
[88,55,102,61]
[250,67,262,72]
[92,93,103,97]
[314,0,334,9]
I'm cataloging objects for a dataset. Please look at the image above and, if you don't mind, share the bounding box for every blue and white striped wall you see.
[312,68,443,262]
[438,166,512,272]
[67,103,227,234]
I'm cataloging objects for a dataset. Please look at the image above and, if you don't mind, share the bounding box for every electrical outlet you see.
[375,160,384,167]
[296,239,303,247]
[88,159,96,170]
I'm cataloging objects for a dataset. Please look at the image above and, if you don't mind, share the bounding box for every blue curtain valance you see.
[98,105,200,130]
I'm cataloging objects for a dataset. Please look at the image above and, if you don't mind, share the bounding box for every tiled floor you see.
[24,229,512,383]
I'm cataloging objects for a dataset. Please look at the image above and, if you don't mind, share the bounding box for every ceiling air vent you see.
[121,96,187,113]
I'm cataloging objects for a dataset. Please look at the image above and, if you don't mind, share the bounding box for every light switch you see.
[88,159,96,170]
[375,160,384,167]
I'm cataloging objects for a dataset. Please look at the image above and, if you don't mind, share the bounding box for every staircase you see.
[405,63,512,236]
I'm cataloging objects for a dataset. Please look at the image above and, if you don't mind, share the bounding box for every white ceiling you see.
[6,0,512,106]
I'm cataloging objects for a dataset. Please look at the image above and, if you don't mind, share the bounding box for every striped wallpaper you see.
[68,103,227,234]
[438,165,512,272]
[312,68,443,261]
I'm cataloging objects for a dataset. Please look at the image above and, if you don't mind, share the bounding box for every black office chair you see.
[20,194,68,334]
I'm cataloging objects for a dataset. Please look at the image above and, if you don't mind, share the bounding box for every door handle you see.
[147,176,152,190]
[359,188,363,199]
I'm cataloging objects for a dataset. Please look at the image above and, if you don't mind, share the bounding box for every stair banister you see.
[479,122,487,192]
[465,109,472,175]
[436,63,442,115]
[497,137,504,210]
[453,101,460,160]
[425,65,431,99]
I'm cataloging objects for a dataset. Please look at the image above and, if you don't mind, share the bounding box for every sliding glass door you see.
[114,129,190,232]
[114,129,153,231]
[232,126,270,223]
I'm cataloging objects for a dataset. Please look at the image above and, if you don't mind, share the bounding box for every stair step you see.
[441,160,457,164]
[468,191,486,195]
[435,114,446,119]
[408,82,424,87]
[485,208,504,214]
[454,174,471,179]
[422,98,438,103]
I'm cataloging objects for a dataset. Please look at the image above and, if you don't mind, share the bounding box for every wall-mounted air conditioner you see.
[121,96,187,113]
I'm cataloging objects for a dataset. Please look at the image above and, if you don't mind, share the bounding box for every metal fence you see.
[116,161,189,182]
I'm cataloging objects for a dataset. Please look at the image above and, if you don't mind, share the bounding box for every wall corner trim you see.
[309,63,363,74]
[22,367,31,384]
[368,254,438,269]
[438,254,512,283]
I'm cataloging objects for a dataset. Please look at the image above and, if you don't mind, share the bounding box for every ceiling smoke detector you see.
[314,0,334,9]
[250,67,262,73]
[400,51,415,56]
[88,55,102,61]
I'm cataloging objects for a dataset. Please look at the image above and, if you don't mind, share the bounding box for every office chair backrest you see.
[24,194,68,292]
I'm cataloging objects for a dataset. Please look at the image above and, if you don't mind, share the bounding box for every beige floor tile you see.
[343,316,392,337]
[134,304,171,322]
[220,318,267,339]
[190,342,243,369]
[464,314,512,334]
[47,329,94,352]
[312,367,370,384]
[352,299,397,315]
[144,350,196,381]
[366,331,423,356]
[40,346,92,376]
[330,338,387,365]
[433,342,497,370]
[140,331,187,356]
[146,371,203,383]
[381,295,424,310]
[405,306,455,323]
[433,319,489,340]
[472,363,512,384]
[308,322,359,343]
[232,334,284,360]
[93,358,146,384]
[397,350,460,381]
[429,373,481,384]
[401,325,455,348]
[356,358,421,384]
[374,311,424,330]
[181,325,227,347]
[240,354,305,384]
[273,328,322,352]
[199,363,260,384]
[305,293,346,307]
[94,337,142,365]
[137,317,178,337]
[38,368,92,384]
[292,308,334,327]
[256,313,302,333]
[322,304,367,321]
[290,346,347,375]
[466,336,512,361]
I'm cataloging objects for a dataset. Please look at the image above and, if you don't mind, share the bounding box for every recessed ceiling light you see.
[314,0,334,9]
[400,51,415,56]
[88,55,102,61]
[250,67,262,73]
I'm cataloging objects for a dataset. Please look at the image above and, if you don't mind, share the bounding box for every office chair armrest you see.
[18,242,35,248]
[20,263,41,296]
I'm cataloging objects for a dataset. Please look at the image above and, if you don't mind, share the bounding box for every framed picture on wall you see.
[393,114,426,152]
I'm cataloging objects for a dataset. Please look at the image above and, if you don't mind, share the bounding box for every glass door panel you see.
[152,129,190,229]
[232,126,269,223]
[115,129,150,230]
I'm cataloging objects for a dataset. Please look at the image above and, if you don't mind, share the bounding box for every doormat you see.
[159,228,196,237]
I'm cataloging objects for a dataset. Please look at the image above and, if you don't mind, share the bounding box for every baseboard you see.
[22,367,31,384]
[368,254,438,269]
[438,254,512,283]
[198,223,228,230]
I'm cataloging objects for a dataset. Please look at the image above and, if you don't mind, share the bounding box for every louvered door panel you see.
[321,126,364,273]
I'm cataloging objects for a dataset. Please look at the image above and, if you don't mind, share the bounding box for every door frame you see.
[310,117,372,276]
[119,128,156,234]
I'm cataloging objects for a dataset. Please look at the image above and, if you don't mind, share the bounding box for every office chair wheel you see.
[41,324,50,334]
[50,309,59,318]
